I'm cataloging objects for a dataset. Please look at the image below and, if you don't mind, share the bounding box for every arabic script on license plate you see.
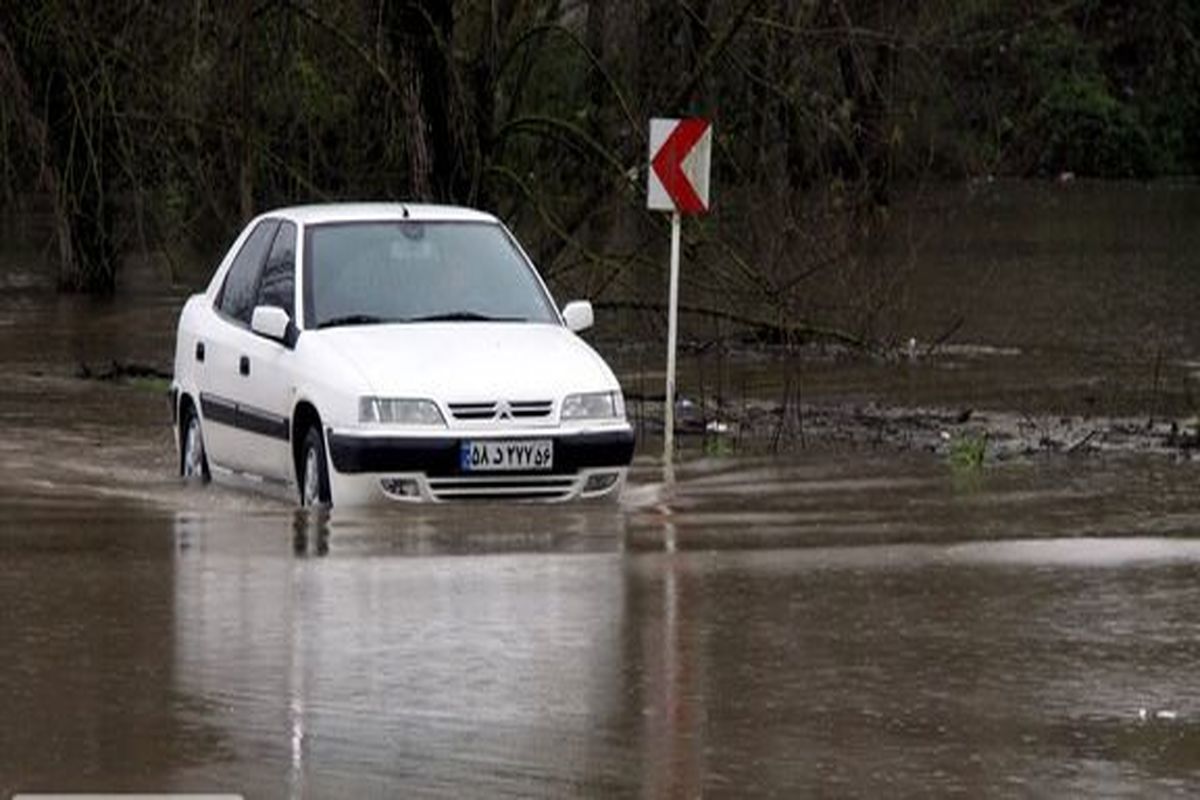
[460,439,553,472]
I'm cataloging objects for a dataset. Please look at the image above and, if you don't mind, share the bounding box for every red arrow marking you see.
[652,118,709,214]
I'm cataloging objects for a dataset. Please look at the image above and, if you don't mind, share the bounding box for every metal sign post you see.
[647,117,712,477]
[664,210,682,475]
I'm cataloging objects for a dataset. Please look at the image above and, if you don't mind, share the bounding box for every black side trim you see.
[328,429,635,476]
[200,393,290,442]
[238,404,290,441]
[200,393,237,427]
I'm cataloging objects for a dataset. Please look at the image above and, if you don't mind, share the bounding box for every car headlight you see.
[359,397,446,426]
[561,391,625,421]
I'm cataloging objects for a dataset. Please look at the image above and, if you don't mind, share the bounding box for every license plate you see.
[460,439,553,472]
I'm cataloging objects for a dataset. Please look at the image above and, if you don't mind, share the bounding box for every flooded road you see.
[4,416,1200,796]
[4,181,1200,796]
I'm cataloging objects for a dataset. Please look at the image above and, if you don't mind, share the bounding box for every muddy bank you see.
[619,338,1200,464]
[743,402,1200,460]
[636,394,1200,463]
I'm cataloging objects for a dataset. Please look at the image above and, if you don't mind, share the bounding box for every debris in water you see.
[77,359,171,382]
[1138,708,1180,721]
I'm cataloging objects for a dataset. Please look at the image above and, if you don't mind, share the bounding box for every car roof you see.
[264,203,500,226]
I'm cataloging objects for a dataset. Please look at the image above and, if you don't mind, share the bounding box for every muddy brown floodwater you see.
[4,181,1200,796]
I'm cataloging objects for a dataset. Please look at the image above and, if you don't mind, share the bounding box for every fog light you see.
[583,472,619,493]
[380,477,422,498]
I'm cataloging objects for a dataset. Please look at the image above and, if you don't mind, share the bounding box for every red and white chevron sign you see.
[647,118,712,214]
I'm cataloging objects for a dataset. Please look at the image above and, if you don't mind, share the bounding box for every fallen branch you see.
[1065,429,1098,454]
[77,360,171,382]
[592,299,872,352]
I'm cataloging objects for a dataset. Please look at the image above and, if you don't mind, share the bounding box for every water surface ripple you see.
[3,452,1200,796]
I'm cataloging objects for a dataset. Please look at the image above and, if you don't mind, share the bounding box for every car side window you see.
[217,220,278,325]
[257,221,296,319]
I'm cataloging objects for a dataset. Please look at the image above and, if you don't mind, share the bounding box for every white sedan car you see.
[171,203,634,506]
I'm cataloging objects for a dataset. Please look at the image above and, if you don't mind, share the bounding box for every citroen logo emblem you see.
[496,401,513,420]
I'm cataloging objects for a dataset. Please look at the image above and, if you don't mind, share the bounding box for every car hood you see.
[314,322,620,401]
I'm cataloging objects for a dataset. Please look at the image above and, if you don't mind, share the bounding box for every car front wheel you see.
[299,426,331,507]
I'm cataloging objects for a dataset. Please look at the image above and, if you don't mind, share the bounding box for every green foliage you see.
[948,432,987,471]
[1031,76,1156,178]
[915,3,1198,179]
[702,434,735,458]
[995,18,1157,177]
[127,376,172,394]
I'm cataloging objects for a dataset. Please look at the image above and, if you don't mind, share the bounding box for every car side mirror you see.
[251,305,291,343]
[562,300,594,333]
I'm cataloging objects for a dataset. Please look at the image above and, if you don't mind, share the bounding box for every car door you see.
[234,220,299,482]
[201,219,283,477]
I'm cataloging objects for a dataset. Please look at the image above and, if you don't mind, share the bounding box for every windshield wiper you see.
[405,311,527,323]
[317,313,391,329]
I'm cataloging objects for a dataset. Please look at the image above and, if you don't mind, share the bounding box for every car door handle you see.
[195,341,205,362]
[239,356,250,376]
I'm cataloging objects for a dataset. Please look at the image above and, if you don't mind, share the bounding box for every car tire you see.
[299,426,332,508]
[180,403,211,483]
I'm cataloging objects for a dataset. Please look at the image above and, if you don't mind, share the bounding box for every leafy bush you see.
[1031,77,1157,178]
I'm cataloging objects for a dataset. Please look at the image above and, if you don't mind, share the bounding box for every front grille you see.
[426,474,577,501]
[448,400,553,421]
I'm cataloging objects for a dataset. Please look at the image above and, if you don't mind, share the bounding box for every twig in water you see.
[1065,429,1098,454]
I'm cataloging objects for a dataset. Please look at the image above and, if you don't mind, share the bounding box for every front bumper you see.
[325,427,635,503]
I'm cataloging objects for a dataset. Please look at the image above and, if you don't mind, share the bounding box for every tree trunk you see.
[385,0,462,202]
[830,0,894,207]
[238,0,255,221]
[399,46,434,200]
[0,27,75,282]
[0,20,118,293]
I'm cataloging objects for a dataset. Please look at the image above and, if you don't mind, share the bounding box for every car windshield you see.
[303,220,559,329]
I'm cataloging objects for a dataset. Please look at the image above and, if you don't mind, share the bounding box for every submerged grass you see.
[126,375,172,394]
[948,431,988,470]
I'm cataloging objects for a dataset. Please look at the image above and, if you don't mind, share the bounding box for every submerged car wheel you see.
[180,404,210,482]
[300,426,331,507]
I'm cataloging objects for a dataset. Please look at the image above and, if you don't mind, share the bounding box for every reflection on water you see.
[4,458,1200,796]
[0,496,226,794]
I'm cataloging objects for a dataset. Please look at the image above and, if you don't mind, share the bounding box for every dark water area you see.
[4,460,1200,796]
[3,181,1200,796]
[608,179,1200,423]
[886,179,1200,418]
[898,180,1200,354]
